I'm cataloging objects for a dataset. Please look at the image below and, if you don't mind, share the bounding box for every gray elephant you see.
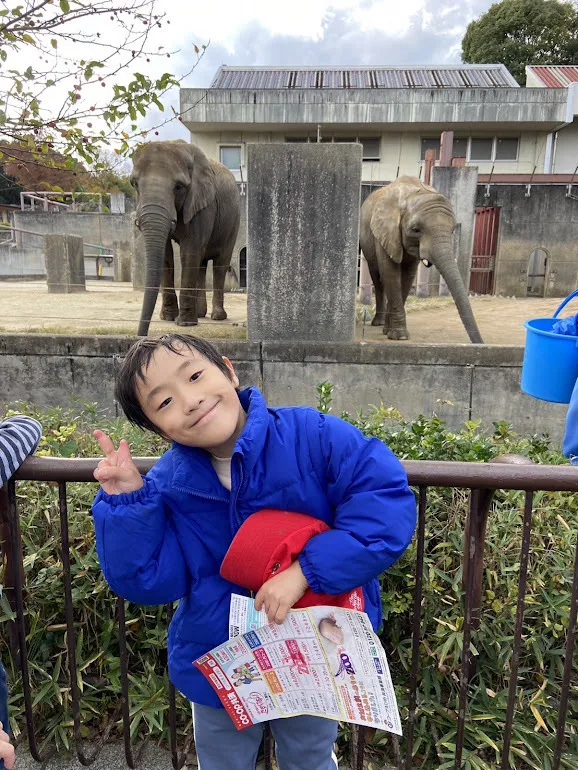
[360,176,483,344]
[131,140,240,336]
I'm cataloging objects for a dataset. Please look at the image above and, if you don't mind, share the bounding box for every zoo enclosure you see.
[1,457,577,770]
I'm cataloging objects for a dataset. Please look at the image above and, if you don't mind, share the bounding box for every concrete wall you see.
[0,337,568,442]
[476,185,578,297]
[181,87,567,131]
[0,246,44,277]
[13,211,133,254]
[0,247,114,280]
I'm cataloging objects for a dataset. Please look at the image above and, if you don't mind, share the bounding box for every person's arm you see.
[0,721,15,769]
[562,378,578,465]
[0,415,42,488]
[91,431,188,605]
[298,411,417,595]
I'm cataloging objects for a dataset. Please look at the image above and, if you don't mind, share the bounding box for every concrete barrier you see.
[0,337,568,441]
[45,234,86,294]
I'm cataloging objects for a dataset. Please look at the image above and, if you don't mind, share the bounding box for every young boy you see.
[0,414,43,770]
[92,334,416,770]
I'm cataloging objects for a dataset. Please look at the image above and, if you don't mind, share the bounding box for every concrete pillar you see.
[247,143,362,342]
[416,148,438,298]
[44,234,85,293]
[415,262,429,298]
[113,240,132,282]
[431,166,478,292]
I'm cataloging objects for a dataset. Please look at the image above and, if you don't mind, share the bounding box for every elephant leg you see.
[211,259,228,321]
[177,243,201,326]
[382,261,408,340]
[196,263,208,318]
[366,254,385,327]
[160,240,179,322]
[402,260,420,304]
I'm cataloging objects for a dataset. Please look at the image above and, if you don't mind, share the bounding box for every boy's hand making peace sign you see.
[93,430,144,495]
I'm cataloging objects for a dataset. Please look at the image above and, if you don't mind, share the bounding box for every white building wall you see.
[189,128,551,181]
[552,121,578,173]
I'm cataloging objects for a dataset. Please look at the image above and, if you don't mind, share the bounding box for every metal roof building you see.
[210,65,519,90]
[180,63,578,183]
[526,65,578,88]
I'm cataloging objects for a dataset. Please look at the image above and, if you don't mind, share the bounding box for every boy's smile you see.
[137,344,246,456]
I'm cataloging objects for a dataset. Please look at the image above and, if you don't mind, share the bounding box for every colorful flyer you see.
[194,595,402,733]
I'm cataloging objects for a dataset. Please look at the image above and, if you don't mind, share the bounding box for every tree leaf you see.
[60,0,70,12]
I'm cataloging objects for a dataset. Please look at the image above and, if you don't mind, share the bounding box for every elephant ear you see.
[369,192,404,264]
[182,144,216,224]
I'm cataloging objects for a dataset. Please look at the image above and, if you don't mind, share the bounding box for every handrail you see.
[13,455,578,491]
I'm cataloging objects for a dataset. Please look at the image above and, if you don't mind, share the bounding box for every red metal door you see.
[469,207,500,295]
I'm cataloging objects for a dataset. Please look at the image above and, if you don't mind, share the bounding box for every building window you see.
[421,136,519,163]
[361,137,380,161]
[220,145,242,170]
[495,137,519,161]
[421,138,440,160]
[453,137,468,158]
[470,138,493,161]
[284,135,381,161]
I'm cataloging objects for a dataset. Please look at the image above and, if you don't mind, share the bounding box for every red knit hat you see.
[220,509,365,611]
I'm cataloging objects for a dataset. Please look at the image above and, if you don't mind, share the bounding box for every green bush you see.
[1,392,576,769]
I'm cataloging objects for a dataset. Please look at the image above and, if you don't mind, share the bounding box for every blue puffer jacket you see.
[92,387,417,707]
[563,377,578,465]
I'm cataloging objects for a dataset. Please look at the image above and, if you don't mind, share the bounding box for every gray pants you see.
[193,703,339,770]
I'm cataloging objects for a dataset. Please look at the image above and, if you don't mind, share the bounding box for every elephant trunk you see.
[137,204,173,337]
[425,238,484,344]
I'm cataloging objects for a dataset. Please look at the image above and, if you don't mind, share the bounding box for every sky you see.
[0,0,498,156]
[145,0,496,141]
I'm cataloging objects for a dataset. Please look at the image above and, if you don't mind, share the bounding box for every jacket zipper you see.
[174,462,252,600]
[232,458,244,531]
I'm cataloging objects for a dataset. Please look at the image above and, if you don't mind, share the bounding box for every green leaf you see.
[59,0,70,12]
[51,39,58,49]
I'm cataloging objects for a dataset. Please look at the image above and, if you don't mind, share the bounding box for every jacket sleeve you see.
[298,411,416,595]
[92,454,188,605]
[0,415,42,488]
[563,377,578,465]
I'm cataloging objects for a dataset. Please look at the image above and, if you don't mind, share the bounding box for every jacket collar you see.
[170,386,269,497]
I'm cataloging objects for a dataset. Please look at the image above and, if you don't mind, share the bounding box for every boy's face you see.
[137,344,246,456]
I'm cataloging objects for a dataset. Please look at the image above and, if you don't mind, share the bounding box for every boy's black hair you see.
[115,333,233,434]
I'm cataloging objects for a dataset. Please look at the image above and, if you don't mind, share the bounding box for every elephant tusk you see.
[421,259,432,268]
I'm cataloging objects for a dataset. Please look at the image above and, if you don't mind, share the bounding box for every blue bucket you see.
[521,289,578,403]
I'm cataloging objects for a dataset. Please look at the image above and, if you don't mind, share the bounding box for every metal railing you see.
[20,192,107,214]
[1,456,577,770]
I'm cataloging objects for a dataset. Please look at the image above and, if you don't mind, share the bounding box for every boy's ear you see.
[223,356,240,388]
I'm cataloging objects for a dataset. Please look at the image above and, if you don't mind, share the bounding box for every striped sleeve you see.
[0,416,43,488]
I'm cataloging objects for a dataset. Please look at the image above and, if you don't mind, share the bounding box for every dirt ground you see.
[0,280,570,344]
